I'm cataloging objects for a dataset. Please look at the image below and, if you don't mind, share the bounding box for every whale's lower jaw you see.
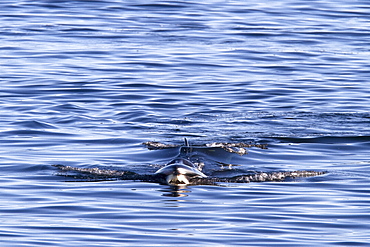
[155,160,207,185]
[166,173,190,185]
[157,165,207,185]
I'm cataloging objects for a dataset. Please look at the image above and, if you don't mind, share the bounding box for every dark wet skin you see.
[53,164,325,185]
[53,139,326,185]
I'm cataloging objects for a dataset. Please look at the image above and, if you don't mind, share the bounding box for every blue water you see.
[1,0,370,246]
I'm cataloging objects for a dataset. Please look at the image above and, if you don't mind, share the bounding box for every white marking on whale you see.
[155,158,207,185]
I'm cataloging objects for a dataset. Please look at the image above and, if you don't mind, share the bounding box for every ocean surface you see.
[1,0,370,246]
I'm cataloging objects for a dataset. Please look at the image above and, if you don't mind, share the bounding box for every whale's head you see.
[155,158,207,185]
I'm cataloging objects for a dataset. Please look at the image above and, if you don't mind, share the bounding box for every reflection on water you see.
[159,185,191,198]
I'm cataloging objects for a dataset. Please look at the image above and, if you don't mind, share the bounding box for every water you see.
[1,0,370,245]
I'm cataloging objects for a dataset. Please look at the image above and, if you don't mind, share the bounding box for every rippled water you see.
[1,0,370,246]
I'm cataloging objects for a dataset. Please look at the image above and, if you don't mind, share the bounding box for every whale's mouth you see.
[155,159,207,185]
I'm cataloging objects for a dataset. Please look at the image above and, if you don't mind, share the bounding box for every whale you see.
[155,158,207,185]
[53,139,326,186]
[155,138,207,185]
